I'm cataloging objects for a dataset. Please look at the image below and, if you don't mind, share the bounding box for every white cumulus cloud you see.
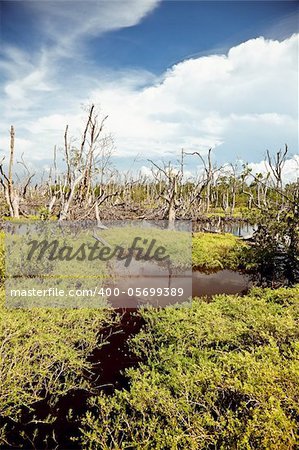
[0,30,298,180]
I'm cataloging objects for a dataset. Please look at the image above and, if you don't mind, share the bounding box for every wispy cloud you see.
[0,0,160,136]
[0,0,160,112]
[25,0,160,50]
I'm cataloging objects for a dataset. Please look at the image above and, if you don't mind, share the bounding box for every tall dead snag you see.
[0,126,35,218]
[56,104,115,221]
[266,144,289,207]
[183,148,221,216]
[241,145,290,212]
[266,145,288,191]
[148,151,184,227]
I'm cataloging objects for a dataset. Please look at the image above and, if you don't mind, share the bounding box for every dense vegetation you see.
[1,230,116,446]
[79,287,299,450]
[0,287,114,447]
[243,208,299,286]
[192,232,246,271]
[0,219,298,448]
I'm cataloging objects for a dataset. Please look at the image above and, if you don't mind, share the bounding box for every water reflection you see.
[192,269,250,298]
[193,221,256,237]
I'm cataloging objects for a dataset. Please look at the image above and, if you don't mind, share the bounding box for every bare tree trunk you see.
[59,174,83,221]
[168,198,176,228]
[0,126,21,218]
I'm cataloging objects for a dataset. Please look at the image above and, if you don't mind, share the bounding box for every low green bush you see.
[79,287,299,449]
[0,289,114,446]
[192,232,247,271]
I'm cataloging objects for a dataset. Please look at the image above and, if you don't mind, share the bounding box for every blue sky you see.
[0,0,298,180]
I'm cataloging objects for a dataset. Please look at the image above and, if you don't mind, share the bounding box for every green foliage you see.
[205,207,250,219]
[243,208,299,286]
[37,207,57,220]
[192,232,247,271]
[4,225,111,307]
[0,289,113,445]
[79,287,299,449]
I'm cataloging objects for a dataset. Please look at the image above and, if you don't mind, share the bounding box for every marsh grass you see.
[192,232,247,271]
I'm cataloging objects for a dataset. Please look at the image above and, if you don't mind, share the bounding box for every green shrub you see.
[79,287,299,449]
[192,232,247,271]
[0,289,114,446]
[242,208,299,286]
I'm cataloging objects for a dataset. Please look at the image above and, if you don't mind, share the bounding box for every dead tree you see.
[183,148,221,215]
[266,145,289,207]
[242,145,290,212]
[53,104,115,221]
[266,145,288,191]
[148,151,184,227]
[0,126,35,218]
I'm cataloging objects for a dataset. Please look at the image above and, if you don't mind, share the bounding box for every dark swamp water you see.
[193,220,256,238]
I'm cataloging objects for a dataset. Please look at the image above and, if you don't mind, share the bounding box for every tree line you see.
[0,105,298,225]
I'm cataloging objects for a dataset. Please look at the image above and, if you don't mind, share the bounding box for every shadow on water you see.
[192,269,250,298]
[107,270,250,307]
